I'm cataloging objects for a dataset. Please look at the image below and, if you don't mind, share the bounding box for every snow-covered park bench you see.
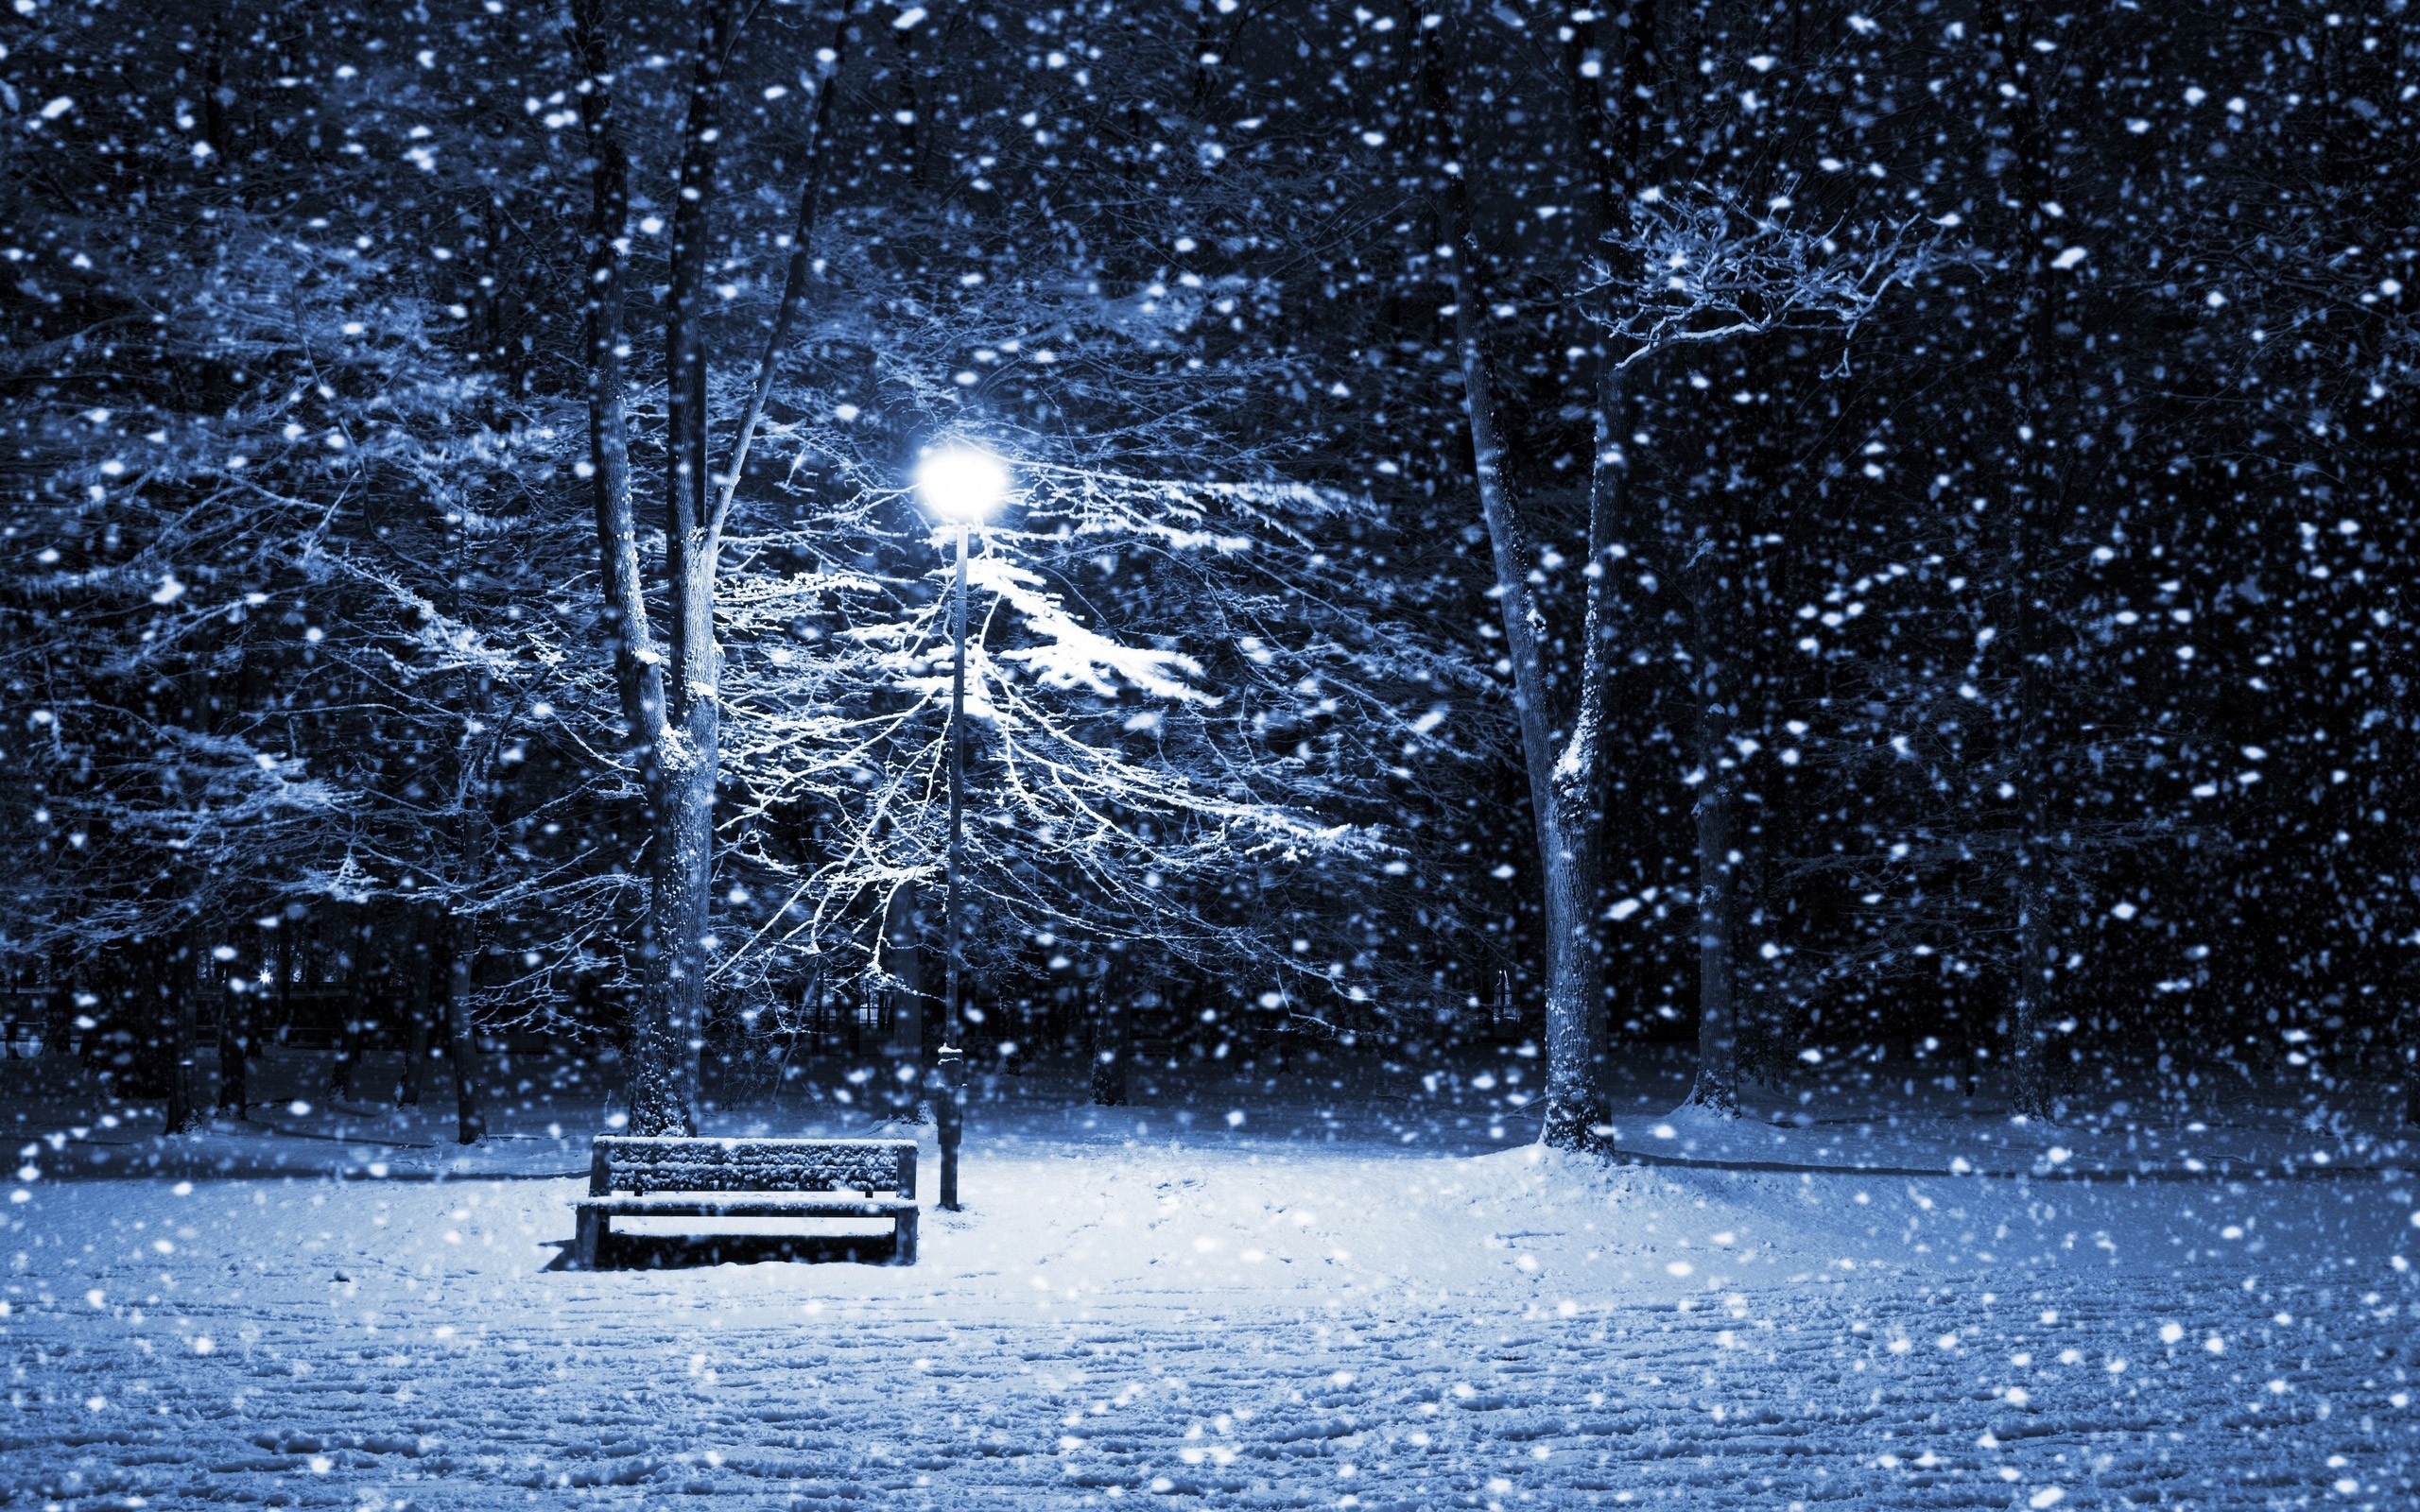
[570,1136,918,1268]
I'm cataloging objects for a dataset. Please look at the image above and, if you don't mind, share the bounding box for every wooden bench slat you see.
[588,1136,916,1198]
[574,1194,914,1219]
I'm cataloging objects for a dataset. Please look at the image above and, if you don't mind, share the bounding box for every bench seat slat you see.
[574,1194,914,1219]
[588,1136,916,1198]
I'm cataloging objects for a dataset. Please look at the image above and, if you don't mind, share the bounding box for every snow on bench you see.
[570,1136,919,1268]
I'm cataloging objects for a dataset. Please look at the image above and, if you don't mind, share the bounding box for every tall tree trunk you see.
[215,950,249,1119]
[394,910,431,1107]
[274,919,294,1026]
[334,975,367,1103]
[441,913,485,1144]
[2002,232,2058,1119]
[332,919,365,1098]
[131,942,172,1097]
[1995,7,2066,1123]
[395,1004,425,1107]
[43,950,75,1061]
[633,745,717,1133]
[1426,0,1607,1147]
[1685,601,1740,1112]
[1453,327,1602,1147]
[2001,373,2058,1119]
[1089,953,1129,1107]
[576,0,772,1137]
[1733,816,1787,1089]
[882,879,926,1117]
[161,937,200,1134]
[572,17,677,1128]
[575,0,682,1134]
[2399,996,2420,1128]
[646,0,744,1137]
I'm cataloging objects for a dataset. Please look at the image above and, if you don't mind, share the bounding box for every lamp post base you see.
[934,1045,964,1211]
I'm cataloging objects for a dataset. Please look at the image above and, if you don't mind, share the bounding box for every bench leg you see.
[573,1207,605,1270]
[893,1207,918,1266]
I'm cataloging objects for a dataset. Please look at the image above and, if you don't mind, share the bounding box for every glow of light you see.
[913,445,1011,524]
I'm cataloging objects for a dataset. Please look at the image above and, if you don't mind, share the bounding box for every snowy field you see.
[5,1049,2415,1509]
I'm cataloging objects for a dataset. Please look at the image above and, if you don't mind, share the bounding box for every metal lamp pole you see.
[936,516,969,1211]
[914,442,1004,1214]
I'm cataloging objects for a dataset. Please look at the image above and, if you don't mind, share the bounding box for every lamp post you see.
[911,444,1010,1212]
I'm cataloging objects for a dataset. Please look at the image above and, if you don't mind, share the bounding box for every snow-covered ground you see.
[5,1047,2415,1508]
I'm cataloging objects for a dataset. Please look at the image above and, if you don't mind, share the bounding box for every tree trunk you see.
[215,961,249,1120]
[394,1010,425,1108]
[1686,633,1740,1113]
[882,881,926,1118]
[1996,29,2066,1125]
[335,990,366,1104]
[394,913,431,1107]
[161,938,200,1134]
[2008,867,2055,1116]
[2401,1003,2420,1128]
[128,942,172,1099]
[1734,820,1785,1089]
[1426,0,1607,1148]
[1999,298,2059,1121]
[576,0,679,1134]
[630,746,715,1133]
[2003,444,2059,1119]
[441,915,485,1144]
[42,952,75,1060]
[274,919,294,1027]
[575,0,755,1138]
[1089,957,1129,1107]
[331,920,365,1098]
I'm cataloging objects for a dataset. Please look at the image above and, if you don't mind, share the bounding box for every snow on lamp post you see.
[912,443,1011,1212]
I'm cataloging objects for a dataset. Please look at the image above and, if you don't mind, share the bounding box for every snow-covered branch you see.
[1590,190,1941,369]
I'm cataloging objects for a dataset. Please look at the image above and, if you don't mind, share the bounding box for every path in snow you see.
[5,1143,2413,1508]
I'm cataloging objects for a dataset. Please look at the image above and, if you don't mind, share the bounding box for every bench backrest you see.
[589,1137,916,1199]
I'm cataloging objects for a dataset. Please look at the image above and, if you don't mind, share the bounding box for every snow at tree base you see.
[3,0,2416,1507]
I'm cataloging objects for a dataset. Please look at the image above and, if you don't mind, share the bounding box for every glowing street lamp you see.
[911,444,1011,1212]
[913,446,1011,526]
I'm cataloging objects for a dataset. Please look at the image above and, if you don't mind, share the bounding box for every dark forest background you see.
[4,0,2414,1135]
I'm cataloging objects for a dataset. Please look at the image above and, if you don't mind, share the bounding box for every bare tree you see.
[1421,0,1615,1148]
[571,0,842,1133]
